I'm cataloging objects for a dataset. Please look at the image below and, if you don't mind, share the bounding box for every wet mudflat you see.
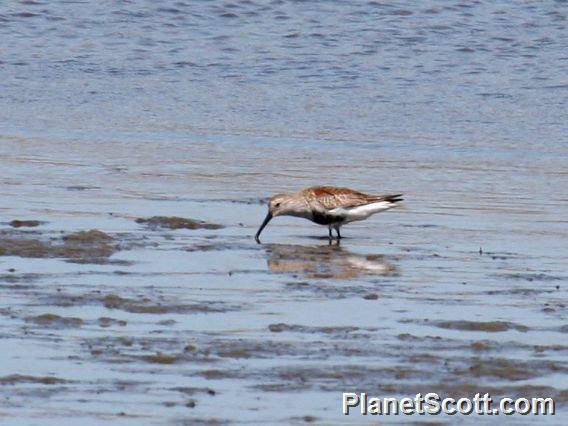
[0,133,566,425]
[1,0,568,422]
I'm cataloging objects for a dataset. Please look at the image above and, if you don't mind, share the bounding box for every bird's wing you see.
[300,186,383,211]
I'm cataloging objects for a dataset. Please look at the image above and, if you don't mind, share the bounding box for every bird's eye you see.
[275,202,281,208]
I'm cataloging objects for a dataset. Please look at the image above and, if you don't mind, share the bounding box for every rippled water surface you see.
[1,0,567,424]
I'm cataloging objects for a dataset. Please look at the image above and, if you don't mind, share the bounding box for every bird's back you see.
[299,186,401,210]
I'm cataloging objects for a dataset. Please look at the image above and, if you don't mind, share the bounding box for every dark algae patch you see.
[98,317,127,328]
[25,313,83,328]
[0,236,51,258]
[494,272,565,282]
[61,229,119,262]
[102,294,230,314]
[170,387,216,396]
[0,228,119,263]
[268,323,361,334]
[0,374,67,385]
[465,359,565,381]
[9,220,46,228]
[63,229,114,243]
[136,216,223,230]
[141,354,179,364]
[435,320,529,332]
[363,293,379,300]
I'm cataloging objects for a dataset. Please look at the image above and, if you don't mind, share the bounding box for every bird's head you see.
[267,193,292,217]
[255,193,296,243]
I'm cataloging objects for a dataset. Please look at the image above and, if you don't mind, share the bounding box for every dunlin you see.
[255,186,403,242]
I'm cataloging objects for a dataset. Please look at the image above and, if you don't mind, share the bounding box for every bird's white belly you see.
[331,201,394,223]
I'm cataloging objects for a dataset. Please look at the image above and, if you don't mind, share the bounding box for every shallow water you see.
[1,0,567,424]
[1,132,566,424]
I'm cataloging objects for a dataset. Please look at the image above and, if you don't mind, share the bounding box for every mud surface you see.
[0,132,566,425]
[0,228,124,263]
[136,216,223,231]
[8,220,45,228]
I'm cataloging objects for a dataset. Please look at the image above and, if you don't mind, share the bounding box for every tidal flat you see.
[0,133,566,425]
[1,0,567,423]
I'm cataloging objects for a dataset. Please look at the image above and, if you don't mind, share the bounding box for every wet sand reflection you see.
[264,243,398,279]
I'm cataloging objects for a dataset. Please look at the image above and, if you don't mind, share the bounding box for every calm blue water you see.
[1,0,567,149]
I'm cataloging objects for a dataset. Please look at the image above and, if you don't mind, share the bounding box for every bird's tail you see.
[374,194,404,205]
[384,194,403,203]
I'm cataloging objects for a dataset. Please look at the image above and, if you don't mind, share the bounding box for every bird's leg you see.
[328,225,333,240]
[334,225,342,239]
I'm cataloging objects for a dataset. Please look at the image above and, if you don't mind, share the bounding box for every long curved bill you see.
[255,212,273,243]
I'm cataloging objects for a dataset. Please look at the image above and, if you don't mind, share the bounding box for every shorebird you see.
[255,186,403,243]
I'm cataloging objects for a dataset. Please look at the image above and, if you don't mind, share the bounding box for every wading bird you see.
[255,186,403,243]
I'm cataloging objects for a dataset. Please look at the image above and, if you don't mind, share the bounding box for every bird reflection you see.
[263,243,398,279]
